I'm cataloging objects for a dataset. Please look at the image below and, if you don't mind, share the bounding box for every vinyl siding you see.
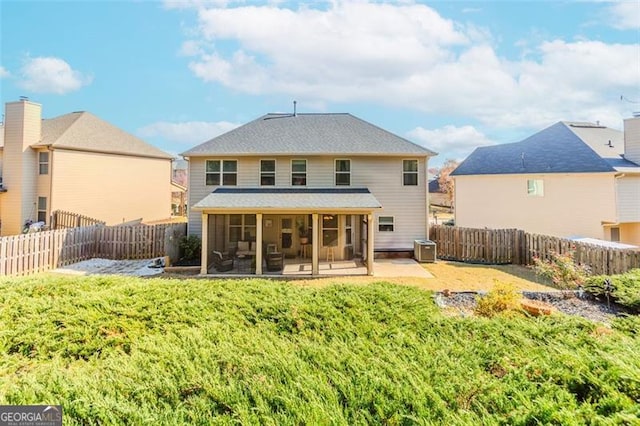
[51,149,171,225]
[0,101,40,236]
[619,223,640,246]
[616,175,640,223]
[623,117,640,165]
[454,173,617,240]
[188,155,429,249]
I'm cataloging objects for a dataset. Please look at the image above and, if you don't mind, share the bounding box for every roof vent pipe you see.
[633,111,640,118]
[293,100,297,117]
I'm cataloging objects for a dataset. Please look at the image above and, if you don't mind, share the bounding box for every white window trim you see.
[378,215,395,232]
[205,159,238,186]
[334,158,351,186]
[38,151,49,175]
[37,196,47,223]
[527,179,544,197]
[291,159,307,186]
[402,159,419,186]
[260,159,276,186]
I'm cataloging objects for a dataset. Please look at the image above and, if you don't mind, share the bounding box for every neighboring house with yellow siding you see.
[451,117,640,246]
[0,99,174,236]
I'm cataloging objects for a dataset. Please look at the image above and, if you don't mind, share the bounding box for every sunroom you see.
[192,188,382,276]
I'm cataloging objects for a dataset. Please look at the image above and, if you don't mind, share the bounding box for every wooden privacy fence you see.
[429,226,520,265]
[50,210,106,229]
[0,223,186,277]
[429,225,640,276]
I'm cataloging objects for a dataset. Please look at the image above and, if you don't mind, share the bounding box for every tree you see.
[437,159,459,209]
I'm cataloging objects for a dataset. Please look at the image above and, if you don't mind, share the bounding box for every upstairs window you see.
[335,159,351,186]
[527,179,544,196]
[206,160,237,186]
[260,160,276,186]
[291,159,307,186]
[39,152,49,175]
[403,160,418,186]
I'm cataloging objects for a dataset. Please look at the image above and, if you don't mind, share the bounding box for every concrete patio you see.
[52,257,433,279]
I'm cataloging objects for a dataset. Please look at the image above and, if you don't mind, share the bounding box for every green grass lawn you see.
[1,276,639,425]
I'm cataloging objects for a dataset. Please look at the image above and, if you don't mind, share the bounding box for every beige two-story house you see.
[452,117,640,245]
[0,99,174,236]
[182,112,436,275]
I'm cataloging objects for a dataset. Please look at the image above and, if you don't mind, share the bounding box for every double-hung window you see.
[403,160,418,186]
[260,160,276,186]
[206,160,237,186]
[39,152,49,175]
[291,159,307,186]
[378,216,394,232]
[37,197,47,223]
[335,159,350,186]
[229,214,257,243]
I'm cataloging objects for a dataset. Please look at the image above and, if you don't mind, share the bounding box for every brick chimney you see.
[0,99,42,236]
[623,114,640,165]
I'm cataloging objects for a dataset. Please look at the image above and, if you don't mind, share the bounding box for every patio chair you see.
[212,251,234,272]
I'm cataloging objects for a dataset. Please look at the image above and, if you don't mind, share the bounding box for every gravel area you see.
[435,290,633,324]
[52,258,165,277]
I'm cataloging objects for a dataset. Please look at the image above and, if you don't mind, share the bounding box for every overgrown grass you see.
[1,275,639,424]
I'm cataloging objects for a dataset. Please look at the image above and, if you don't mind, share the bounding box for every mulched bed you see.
[435,290,633,324]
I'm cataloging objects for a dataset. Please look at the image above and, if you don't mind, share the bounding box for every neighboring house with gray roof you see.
[182,112,437,276]
[0,99,173,236]
[451,118,640,245]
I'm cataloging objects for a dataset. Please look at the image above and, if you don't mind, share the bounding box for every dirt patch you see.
[421,261,554,292]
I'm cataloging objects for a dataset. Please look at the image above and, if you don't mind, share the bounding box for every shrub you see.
[179,235,201,262]
[611,315,640,337]
[533,251,590,289]
[474,282,522,317]
[584,269,640,312]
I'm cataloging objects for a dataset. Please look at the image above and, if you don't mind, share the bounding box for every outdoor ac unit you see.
[414,239,436,263]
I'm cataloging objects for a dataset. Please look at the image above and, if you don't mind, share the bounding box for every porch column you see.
[200,212,208,274]
[367,213,374,276]
[256,213,263,275]
[312,213,319,275]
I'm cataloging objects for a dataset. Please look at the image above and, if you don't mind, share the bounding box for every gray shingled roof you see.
[192,187,382,210]
[452,122,640,176]
[34,112,172,159]
[182,113,436,156]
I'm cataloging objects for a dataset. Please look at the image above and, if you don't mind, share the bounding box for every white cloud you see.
[408,125,495,165]
[137,120,240,144]
[175,1,639,130]
[0,66,10,78]
[18,57,92,94]
[607,1,640,30]
[179,40,205,56]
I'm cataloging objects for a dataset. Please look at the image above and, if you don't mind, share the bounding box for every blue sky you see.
[1,0,638,166]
